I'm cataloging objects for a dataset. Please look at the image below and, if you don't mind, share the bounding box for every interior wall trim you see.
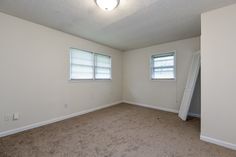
[200,134,236,151]
[123,100,201,118]
[123,100,179,113]
[0,101,122,138]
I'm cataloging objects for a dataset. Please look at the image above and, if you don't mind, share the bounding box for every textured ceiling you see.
[0,0,236,51]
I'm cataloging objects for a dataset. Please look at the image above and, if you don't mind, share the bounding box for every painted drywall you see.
[201,4,236,146]
[0,12,123,133]
[123,37,200,112]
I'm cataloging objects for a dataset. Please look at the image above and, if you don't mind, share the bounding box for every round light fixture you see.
[95,0,120,11]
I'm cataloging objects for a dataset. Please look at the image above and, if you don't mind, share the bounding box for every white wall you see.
[201,4,236,147]
[0,12,123,133]
[123,37,200,112]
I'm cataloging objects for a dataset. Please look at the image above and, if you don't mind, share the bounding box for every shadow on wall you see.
[189,69,201,116]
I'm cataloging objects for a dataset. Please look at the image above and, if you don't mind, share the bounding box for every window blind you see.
[95,54,112,79]
[70,49,94,79]
[70,48,112,80]
[151,53,175,79]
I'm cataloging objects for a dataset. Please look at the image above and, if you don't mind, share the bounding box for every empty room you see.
[0,0,236,156]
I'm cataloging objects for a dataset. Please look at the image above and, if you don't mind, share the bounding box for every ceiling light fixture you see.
[95,0,120,11]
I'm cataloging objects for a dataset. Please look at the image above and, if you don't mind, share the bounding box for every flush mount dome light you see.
[95,0,120,11]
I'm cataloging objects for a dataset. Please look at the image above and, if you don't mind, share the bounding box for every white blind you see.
[95,54,111,79]
[70,49,94,79]
[151,53,175,79]
[70,48,112,80]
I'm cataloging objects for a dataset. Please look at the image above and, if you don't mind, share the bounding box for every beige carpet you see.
[0,103,236,157]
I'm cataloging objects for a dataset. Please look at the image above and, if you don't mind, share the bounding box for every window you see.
[95,54,112,79]
[70,49,94,79]
[70,48,112,80]
[151,52,175,80]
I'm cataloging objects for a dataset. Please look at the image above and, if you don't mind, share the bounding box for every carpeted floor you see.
[0,103,236,157]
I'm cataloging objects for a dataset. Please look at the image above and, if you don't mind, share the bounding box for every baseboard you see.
[0,101,122,138]
[123,100,202,118]
[3,101,234,151]
[123,100,179,113]
[200,134,236,151]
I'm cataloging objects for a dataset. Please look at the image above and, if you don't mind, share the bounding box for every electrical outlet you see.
[4,113,12,121]
[13,113,20,120]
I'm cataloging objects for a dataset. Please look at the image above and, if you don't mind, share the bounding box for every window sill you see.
[68,79,112,83]
[151,78,176,81]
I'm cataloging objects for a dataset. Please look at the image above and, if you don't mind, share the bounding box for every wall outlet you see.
[4,113,12,121]
[13,113,20,120]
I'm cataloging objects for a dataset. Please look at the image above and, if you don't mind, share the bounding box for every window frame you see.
[94,53,112,80]
[69,48,94,80]
[69,48,112,81]
[150,51,176,80]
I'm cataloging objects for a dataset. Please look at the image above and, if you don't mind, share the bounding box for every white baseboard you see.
[3,101,234,151]
[200,134,236,151]
[123,100,201,118]
[124,101,235,151]
[123,100,179,113]
[0,101,122,138]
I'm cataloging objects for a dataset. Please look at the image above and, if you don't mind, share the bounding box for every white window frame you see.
[94,53,112,80]
[69,48,112,80]
[150,51,176,80]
